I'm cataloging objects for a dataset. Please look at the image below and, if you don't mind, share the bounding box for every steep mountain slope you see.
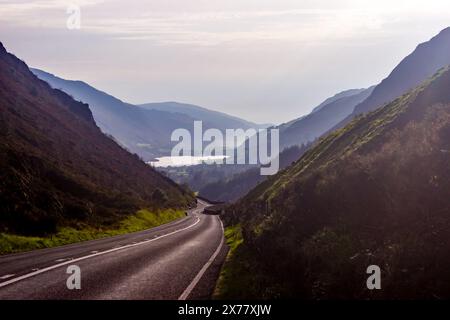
[279,87,374,149]
[0,42,194,236]
[139,101,268,131]
[219,67,450,299]
[345,27,450,121]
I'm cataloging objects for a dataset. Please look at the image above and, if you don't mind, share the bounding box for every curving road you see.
[0,200,226,300]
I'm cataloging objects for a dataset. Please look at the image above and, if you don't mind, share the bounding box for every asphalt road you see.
[0,200,227,300]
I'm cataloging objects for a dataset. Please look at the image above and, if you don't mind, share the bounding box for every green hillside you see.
[0,42,195,247]
[219,66,450,299]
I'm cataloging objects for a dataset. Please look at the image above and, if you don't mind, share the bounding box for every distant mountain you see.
[198,145,309,203]
[0,42,194,236]
[139,101,269,131]
[219,66,450,299]
[310,88,368,114]
[169,88,373,198]
[278,88,369,132]
[278,87,374,149]
[31,69,267,161]
[31,69,203,160]
[344,27,450,122]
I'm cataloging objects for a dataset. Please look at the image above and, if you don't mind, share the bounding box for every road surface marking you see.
[55,259,67,262]
[90,251,99,254]
[0,274,15,280]
[0,217,201,289]
[178,217,225,300]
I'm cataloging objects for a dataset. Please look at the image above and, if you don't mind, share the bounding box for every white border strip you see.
[0,217,201,289]
[178,218,225,300]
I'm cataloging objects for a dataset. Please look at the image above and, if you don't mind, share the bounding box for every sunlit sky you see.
[1,0,450,124]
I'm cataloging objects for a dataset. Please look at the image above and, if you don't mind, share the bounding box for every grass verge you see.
[0,209,186,255]
[213,224,244,299]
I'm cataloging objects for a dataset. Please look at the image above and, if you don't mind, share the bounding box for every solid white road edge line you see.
[0,217,201,289]
[178,217,225,300]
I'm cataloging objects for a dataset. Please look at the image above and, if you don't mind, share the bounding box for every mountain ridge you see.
[311,88,368,114]
[330,27,450,134]
[219,66,450,299]
[0,42,194,236]
[31,68,267,160]
[276,86,374,150]
[139,101,269,130]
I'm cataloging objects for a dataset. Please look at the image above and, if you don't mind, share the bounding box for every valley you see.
[1,18,450,302]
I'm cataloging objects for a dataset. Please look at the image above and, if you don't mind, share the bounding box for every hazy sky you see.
[1,0,450,124]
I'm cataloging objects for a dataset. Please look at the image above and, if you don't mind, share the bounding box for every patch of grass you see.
[213,224,245,299]
[0,209,186,255]
[224,224,243,252]
[213,224,274,299]
[119,208,185,233]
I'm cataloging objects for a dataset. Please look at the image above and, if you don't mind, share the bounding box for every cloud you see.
[0,0,101,12]
[0,0,102,26]
[70,9,389,46]
[1,1,449,47]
